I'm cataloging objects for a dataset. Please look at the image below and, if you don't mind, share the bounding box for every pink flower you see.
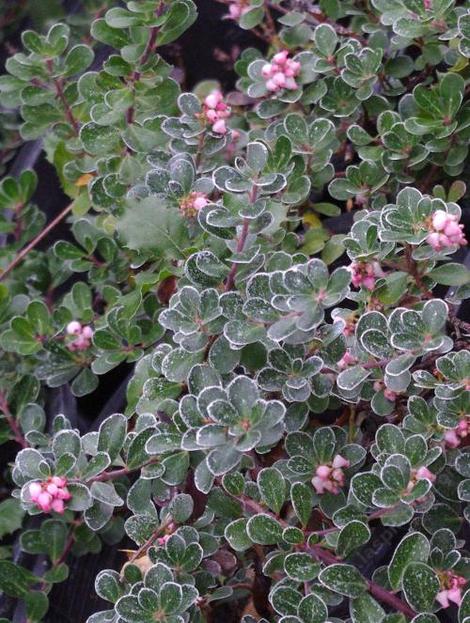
[415,466,436,482]
[180,192,209,218]
[38,492,52,512]
[437,571,467,609]
[383,388,397,402]
[448,587,463,605]
[337,350,356,370]
[437,590,450,608]
[66,322,93,352]
[332,454,349,469]
[432,210,448,231]
[349,261,383,291]
[29,482,42,501]
[426,211,467,251]
[212,119,227,135]
[202,90,231,135]
[443,417,469,448]
[262,50,301,93]
[66,321,82,336]
[316,465,331,479]
[227,1,249,19]
[205,92,222,109]
[82,326,93,339]
[312,455,349,495]
[51,498,65,514]
[29,477,72,514]
[262,63,272,78]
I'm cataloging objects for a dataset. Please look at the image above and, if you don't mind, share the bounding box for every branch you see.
[240,494,416,618]
[86,458,159,483]
[127,516,173,564]
[0,203,74,282]
[53,78,80,135]
[0,392,28,448]
[309,545,416,619]
[224,186,257,291]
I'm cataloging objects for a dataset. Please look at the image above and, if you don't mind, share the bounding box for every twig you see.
[309,545,416,619]
[53,78,80,135]
[239,494,416,618]
[0,392,28,448]
[0,203,74,281]
[88,466,132,482]
[224,186,257,291]
[127,516,173,564]
[86,458,159,483]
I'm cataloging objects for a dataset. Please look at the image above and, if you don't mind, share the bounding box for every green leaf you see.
[428,263,470,286]
[239,6,264,29]
[318,563,367,597]
[350,594,385,623]
[284,553,321,582]
[402,562,439,612]
[169,493,194,523]
[0,561,36,597]
[25,591,49,622]
[91,482,124,506]
[66,483,92,511]
[98,413,127,461]
[95,570,123,603]
[117,196,190,258]
[0,499,24,539]
[337,366,370,391]
[297,592,328,623]
[460,588,470,622]
[156,0,197,46]
[257,467,286,514]
[225,518,251,551]
[291,482,314,527]
[246,513,283,545]
[271,585,302,616]
[388,532,430,590]
[80,123,121,155]
[337,520,371,558]
[63,44,94,76]
[40,520,68,562]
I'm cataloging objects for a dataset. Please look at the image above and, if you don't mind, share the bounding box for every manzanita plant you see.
[0,0,469,622]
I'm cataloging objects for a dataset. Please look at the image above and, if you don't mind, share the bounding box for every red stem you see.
[0,392,28,448]
[309,545,416,619]
[53,78,80,134]
[0,203,73,282]
[224,187,257,291]
[87,466,131,482]
[240,496,415,618]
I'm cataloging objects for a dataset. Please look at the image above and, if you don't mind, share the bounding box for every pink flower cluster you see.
[203,90,231,135]
[66,321,93,352]
[349,261,382,290]
[312,454,350,495]
[262,50,301,92]
[443,418,469,448]
[29,476,71,514]
[337,350,357,370]
[180,192,209,218]
[227,0,249,19]
[373,380,397,402]
[436,570,467,609]
[426,210,467,251]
